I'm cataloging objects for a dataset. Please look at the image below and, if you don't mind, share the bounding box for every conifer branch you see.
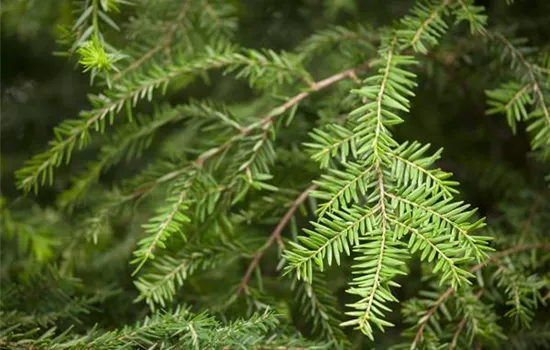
[389,153,457,197]
[398,0,455,53]
[237,184,318,295]
[196,63,372,168]
[410,0,451,50]
[385,192,487,260]
[307,130,355,167]
[412,243,550,348]
[17,47,240,193]
[135,239,250,308]
[490,32,550,149]
[15,47,328,193]
[62,61,372,216]
[493,32,547,117]
[112,0,192,82]
[390,218,468,285]
[313,163,374,217]
[6,1,550,348]
[292,28,485,337]
[132,177,194,275]
[133,60,374,288]
[343,165,395,338]
[124,61,373,201]
[59,105,191,207]
[364,169,388,314]
[0,308,282,350]
[504,84,531,111]
[448,289,483,350]
[455,0,488,35]
[286,206,379,282]
[486,81,532,133]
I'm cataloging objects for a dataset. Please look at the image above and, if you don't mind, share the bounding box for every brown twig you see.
[449,317,467,350]
[195,63,372,168]
[449,290,483,350]
[412,288,455,348]
[112,1,191,82]
[202,0,220,24]
[237,184,319,295]
[470,244,550,273]
[131,61,374,199]
[412,243,550,348]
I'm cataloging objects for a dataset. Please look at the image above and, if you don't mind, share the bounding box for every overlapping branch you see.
[412,243,550,348]
[237,184,318,295]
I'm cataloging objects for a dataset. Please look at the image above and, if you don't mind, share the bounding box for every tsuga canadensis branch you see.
[237,184,318,295]
[449,289,483,350]
[195,63,373,167]
[409,0,452,50]
[130,61,374,199]
[485,31,550,152]
[112,0,192,82]
[128,61,375,273]
[491,31,549,125]
[412,243,550,348]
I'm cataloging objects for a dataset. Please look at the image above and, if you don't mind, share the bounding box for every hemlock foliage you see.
[1,0,550,349]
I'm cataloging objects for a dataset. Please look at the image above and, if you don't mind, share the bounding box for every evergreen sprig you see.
[0,308,286,350]
[131,172,196,274]
[15,45,311,194]
[486,32,550,157]
[135,237,255,309]
[397,0,452,54]
[292,271,350,349]
[286,5,493,338]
